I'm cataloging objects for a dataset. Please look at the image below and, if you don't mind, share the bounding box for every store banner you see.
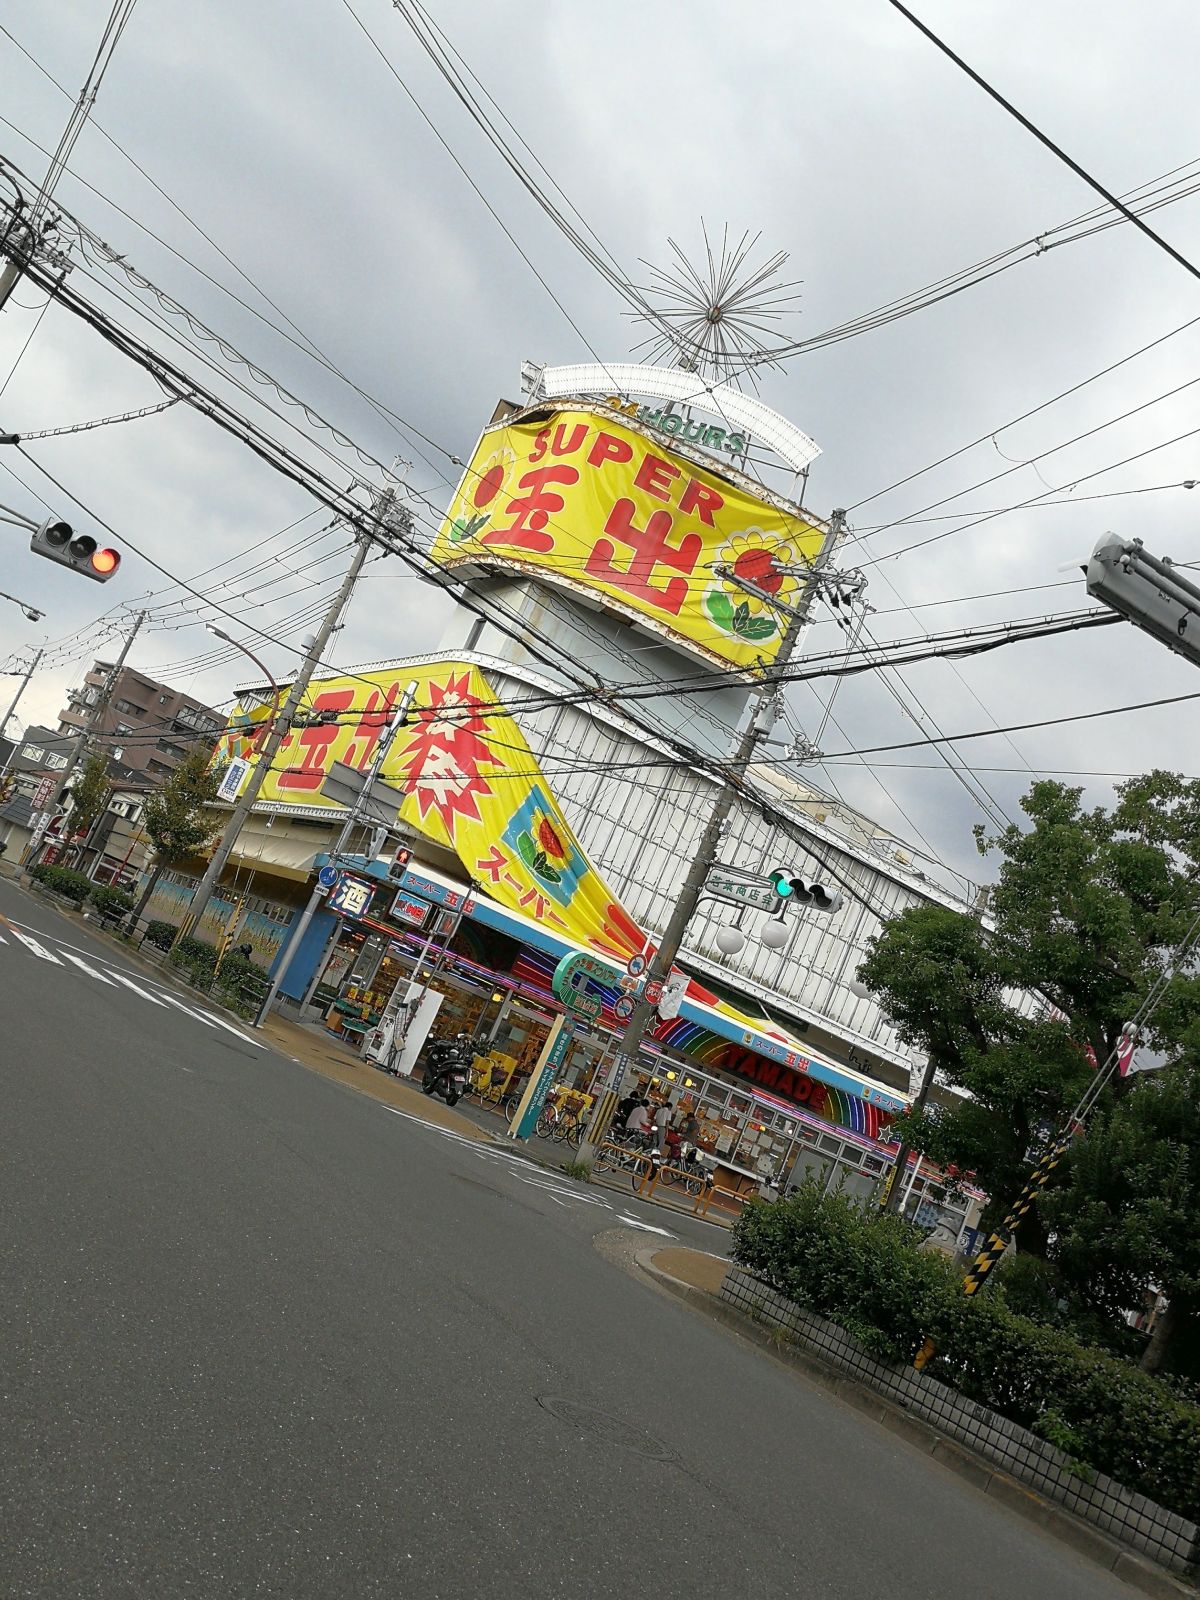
[213,660,648,965]
[430,407,826,673]
[212,659,864,1100]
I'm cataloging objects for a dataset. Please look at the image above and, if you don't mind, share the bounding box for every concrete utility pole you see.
[173,516,379,946]
[0,647,44,779]
[583,510,846,1152]
[252,678,418,1027]
[24,612,146,863]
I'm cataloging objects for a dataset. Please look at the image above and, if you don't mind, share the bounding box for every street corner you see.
[259,1013,497,1144]
[643,1246,730,1297]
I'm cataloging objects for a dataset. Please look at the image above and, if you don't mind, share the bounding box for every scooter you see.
[420,1033,473,1107]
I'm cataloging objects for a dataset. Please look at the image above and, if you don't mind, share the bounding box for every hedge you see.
[731,1182,1200,1522]
[142,920,176,951]
[88,884,133,920]
[30,864,92,903]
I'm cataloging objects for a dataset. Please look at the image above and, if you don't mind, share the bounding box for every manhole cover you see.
[537,1396,676,1462]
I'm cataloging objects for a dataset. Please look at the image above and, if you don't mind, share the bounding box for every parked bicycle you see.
[534,1094,586,1146]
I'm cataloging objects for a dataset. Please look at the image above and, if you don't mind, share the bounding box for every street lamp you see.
[205,623,282,734]
[0,586,44,622]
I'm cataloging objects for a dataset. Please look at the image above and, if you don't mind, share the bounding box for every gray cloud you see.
[2,0,1198,884]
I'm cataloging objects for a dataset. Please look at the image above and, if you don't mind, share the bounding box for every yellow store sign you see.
[430,406,827,673]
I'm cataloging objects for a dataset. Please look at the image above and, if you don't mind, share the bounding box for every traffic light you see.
[30,518,121,583]
[1085,533,1200,666]
[387,842,413,883]
[768,867,842,913]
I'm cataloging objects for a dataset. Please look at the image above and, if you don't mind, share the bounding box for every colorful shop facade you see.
[273,850,908,1199]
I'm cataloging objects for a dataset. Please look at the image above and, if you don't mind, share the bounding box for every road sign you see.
[643,978,663,1007]
[318,761,406,827]
[704,870,779,913]
[613,995,635,1021]
[626,953,647,978]
[317,864,339,888]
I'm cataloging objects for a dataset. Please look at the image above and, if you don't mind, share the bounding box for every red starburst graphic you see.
[395,672,496,832]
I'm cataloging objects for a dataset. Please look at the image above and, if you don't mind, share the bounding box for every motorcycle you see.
[420,1033,473,1107]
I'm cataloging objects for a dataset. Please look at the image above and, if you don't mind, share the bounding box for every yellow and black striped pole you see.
[913,1134,1072,1368]
[213,891,248,978]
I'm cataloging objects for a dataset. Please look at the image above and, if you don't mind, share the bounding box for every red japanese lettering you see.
[343,681,402,771]
[679,478,724,526]
[480,463,578,554]
[277,687,354,791]
[587,432,634,470]
[585,498,702,616]
[475,847,506,883]
[634,453,680,502]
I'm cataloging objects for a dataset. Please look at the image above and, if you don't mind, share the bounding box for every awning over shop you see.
[321,852,908,1136]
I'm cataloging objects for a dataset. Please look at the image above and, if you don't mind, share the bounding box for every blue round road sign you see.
[317,864,339,888]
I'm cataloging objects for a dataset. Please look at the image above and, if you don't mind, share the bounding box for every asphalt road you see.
[1,878,1133,1599]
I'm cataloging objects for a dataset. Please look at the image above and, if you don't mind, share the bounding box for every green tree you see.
[64,752,112,861]
[130,746,222,925]
[1047,1058,1200,1374]
[857,776,1200,1252]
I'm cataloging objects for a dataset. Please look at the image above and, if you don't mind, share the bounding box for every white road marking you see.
[105,970,168,1005]
[5,924,63,963]
[57,950,117,984]
[615,1214,676,1236]
[0,913,265,1047]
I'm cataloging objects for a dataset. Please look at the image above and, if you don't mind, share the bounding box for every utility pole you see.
[0,647,44,779]
[582,510,846,1153]
[252,678,418,1027]
[174,493,390,945]
[23,612,146,863]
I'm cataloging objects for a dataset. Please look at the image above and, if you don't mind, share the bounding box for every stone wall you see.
[721,1264,1198,1575]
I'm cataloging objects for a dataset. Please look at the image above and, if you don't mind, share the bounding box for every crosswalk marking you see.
[58,950,117,984]
[106,970,167,1005]
[0,913,265,1047]
[6,924,63,964]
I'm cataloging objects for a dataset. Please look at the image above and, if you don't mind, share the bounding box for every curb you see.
[632,1251,1196,1600]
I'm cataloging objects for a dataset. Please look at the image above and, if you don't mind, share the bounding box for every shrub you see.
[31,864,92,903]
[167,933,217,985]
[731,1182,1200,1521]
[141,920,176,951]
[88,884,134,920]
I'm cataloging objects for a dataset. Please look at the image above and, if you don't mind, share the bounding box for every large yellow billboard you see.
[217,660,647,961]
[430,406,826,673]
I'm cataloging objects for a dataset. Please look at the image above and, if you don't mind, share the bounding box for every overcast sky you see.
[1,0,1198,885]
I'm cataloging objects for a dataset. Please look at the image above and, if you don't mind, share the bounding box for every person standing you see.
[652,1098,672,1155]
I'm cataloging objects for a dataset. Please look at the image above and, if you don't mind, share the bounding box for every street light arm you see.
[205,625,282,733]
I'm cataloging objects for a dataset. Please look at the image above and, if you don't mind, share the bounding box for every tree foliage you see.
[132,747,222,921]
[857,773,1200,1362]
[66,752,112,845]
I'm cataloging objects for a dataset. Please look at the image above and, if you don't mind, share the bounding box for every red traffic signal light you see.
[30,518,122,583]
[89,547,120,578]
[387,843,413,882]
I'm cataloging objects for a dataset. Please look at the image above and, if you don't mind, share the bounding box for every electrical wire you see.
[886,0,1200,287]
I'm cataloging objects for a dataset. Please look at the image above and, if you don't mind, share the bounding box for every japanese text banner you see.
[216,661,647,961]
[430,408,827,672]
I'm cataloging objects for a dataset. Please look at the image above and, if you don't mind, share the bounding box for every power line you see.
[886,0,1200,285]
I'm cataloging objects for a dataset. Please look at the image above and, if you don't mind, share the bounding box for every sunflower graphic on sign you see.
[501,784,588,909]
[444,442,518,547]
[703,528,808,646]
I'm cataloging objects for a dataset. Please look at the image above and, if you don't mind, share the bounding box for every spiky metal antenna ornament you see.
[626,223,802,392]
